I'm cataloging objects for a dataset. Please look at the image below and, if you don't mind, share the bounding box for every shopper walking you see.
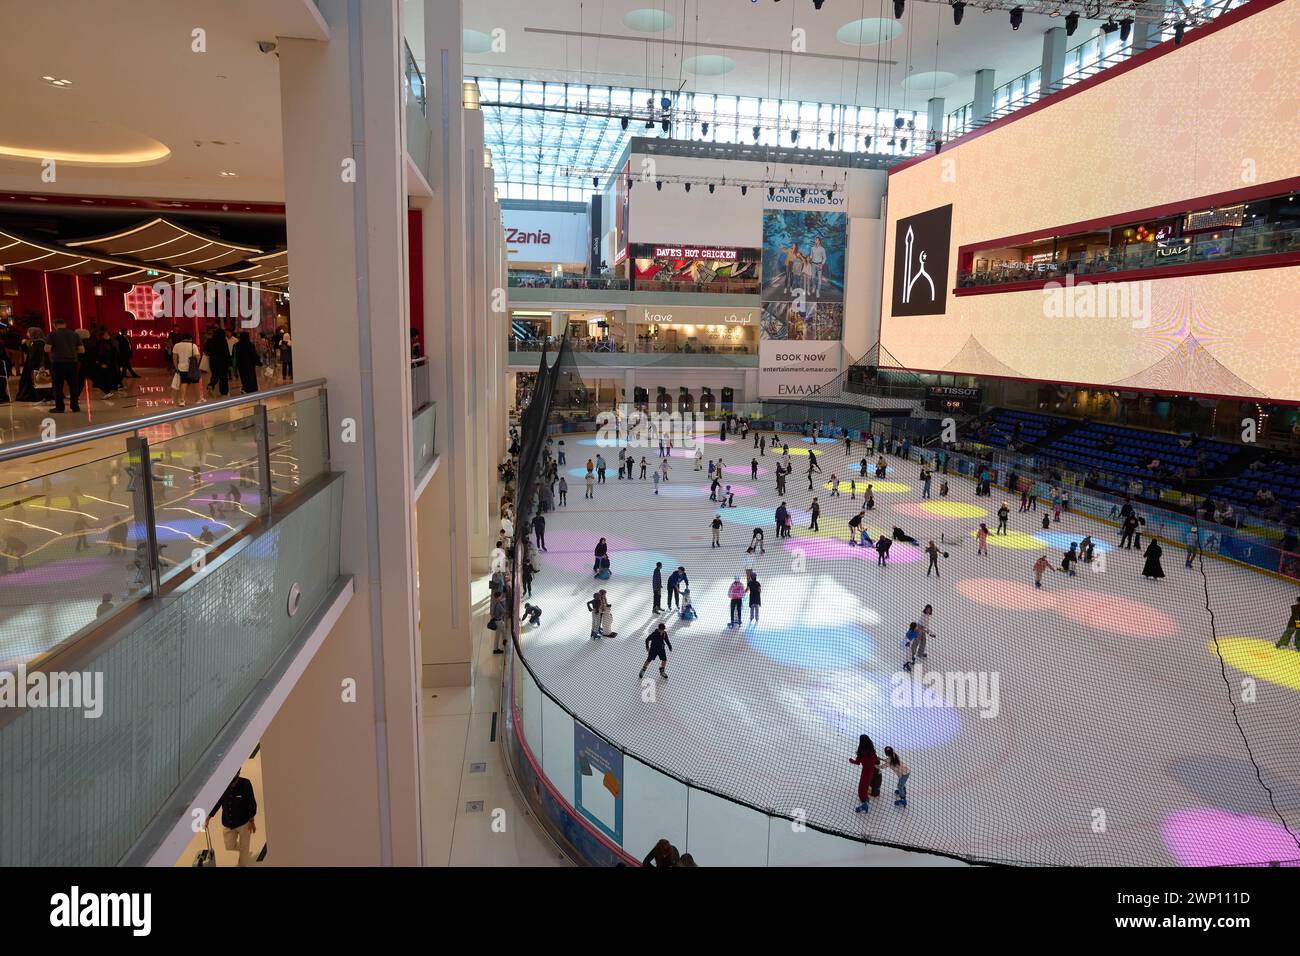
[639,622,672,680]
[207,772,259,867]
[849,735,879,813]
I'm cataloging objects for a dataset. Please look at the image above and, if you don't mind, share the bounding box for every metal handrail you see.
[0,377,327,463]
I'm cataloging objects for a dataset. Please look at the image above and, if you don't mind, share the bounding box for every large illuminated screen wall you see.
[879,0,1300,402]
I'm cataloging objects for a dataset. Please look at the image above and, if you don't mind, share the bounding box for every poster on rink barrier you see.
[574,722,623,843]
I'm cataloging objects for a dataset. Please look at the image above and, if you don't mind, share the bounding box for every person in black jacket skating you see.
[639,623,673,680]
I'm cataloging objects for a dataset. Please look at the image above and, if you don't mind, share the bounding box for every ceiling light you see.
[828,132,835,146]
[660,95,671,110]
[863,134,872,147]
[621,116,629,130]
[900,139,908,151]
[768,186,775,198]
[219,171,238,177]
[952,1,965,26]
[661,118,670,132]
[1010,7,1023,30]
[741,185,748,196]
[1174,20,1185,45]
[826,186,834,199]
[593,176,599,188]
[701,122,709,135]
[1119,18,1132,42]
[893,0,905,19]
[752,125,761,141]
[685,182,691,192]
[645,117,655,128]
[1101,20,1118,34]
[790,129,799,143]
[799,188,807,199]
[813,0,825,9]
[656,180,663,191]
[1065,11,1079,35]
[708,183,715,194]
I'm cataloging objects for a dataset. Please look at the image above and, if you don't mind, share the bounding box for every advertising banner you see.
[637,304,759,326]
[760,210,848,304]
[630,243,760,290]
[502,207,589,264]
[759,341,843,399]
[574,723,623,843]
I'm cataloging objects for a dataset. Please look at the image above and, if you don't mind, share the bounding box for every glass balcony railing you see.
[0,380,330,672]
[0,380,343,866]
[403,38,426,115]
[411,358,436,482]
[957,225,1300,290]
[508,274,629,291]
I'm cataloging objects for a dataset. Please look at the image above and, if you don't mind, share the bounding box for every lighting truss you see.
[915,0,1212,28]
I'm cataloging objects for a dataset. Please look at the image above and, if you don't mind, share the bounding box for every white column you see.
[973,69,996,124]
[415,0,474,686]
[1041,27,1066,97]
[265,0,423,865]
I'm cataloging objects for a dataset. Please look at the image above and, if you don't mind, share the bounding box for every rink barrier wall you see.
[505,349,990,867]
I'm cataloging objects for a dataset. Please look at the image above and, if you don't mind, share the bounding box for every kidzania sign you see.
[501,207,589,263]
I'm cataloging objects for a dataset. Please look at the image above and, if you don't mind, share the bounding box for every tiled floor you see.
[420,574,568,867]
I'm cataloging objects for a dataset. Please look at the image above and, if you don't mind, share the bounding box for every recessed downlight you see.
[41,75,73,88]
[219,171,238,177]
[624,9,675,32]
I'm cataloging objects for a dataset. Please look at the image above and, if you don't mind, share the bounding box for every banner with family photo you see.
[760,209,847,309]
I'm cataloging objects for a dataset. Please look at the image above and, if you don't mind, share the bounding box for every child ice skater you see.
[882,747,911,808]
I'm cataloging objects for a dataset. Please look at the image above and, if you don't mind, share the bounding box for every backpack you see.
[184,345,201,383]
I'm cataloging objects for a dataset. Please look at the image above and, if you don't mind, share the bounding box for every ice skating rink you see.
[521,432,1300,865]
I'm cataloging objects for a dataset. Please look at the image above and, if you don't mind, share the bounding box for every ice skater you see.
[747,526,766,554]
[849,735,879,813]
[902,621,923,671]
[638,622,672,680]
[695,447,704,471]
[652,561,663,614]
[875,535,891,566]
[920,468,932,499]
[710,514,723,548]
[848,509,866,544]
[1141,539,1165,580]
[997,502,1010,535]
[976,522,989,556]
[924,540,946,577]
[1275,594,1300,649]
[1060,543,1078,577]
[667,566,688,609]
[882,747,910,808]
[809,497,820,532]
[746,570,761,623]
[1033,554,1054,588]
[558,476,568,506]
[728,576,745,626]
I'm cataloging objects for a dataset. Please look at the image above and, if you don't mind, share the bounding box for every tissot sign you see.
[501,207,588,264]
[890,203,952,317]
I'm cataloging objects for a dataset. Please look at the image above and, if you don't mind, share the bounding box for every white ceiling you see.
[0,0,326,202]
[462,0,1113,113]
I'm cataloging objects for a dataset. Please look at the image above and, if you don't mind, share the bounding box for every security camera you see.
[257,41,278,54]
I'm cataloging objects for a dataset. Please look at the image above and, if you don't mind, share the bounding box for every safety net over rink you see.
[507,339,1300,867]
